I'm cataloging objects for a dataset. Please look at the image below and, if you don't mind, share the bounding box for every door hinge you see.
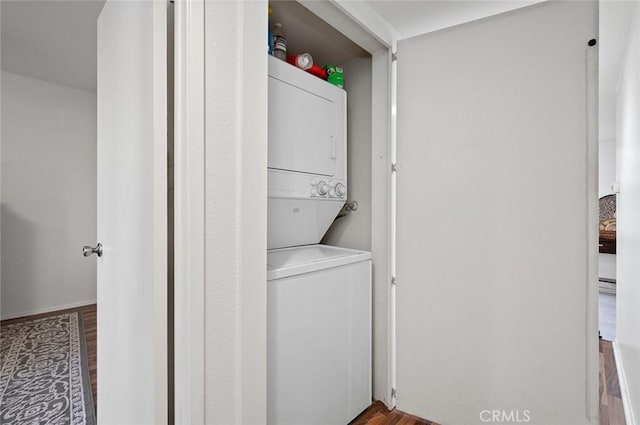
[391,52,398,62]
[391,163,398,173]
[391,387,397,399]
[391,276,398,286]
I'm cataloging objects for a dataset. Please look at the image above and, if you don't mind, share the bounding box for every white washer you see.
[267,244,372,425]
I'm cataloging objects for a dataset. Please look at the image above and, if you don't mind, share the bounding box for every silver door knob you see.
[83,243,103,257]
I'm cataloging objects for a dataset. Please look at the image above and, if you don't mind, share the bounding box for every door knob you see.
[83,243,103,257]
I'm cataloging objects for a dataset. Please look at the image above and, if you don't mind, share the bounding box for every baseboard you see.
[1,299,97,321]
[613,340,638,425]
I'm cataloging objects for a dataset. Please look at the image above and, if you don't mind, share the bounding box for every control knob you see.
[335,183,346,197]
[316,181,329,196]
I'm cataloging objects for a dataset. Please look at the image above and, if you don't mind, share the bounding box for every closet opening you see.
[265,1,392,423]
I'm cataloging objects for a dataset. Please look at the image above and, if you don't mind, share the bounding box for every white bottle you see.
[273,23,287,60]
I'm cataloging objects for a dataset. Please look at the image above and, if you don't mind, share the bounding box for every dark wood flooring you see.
[2,308,626,425]
[81,305,98,407]
[600,339,626,425]
[350,401,438,425]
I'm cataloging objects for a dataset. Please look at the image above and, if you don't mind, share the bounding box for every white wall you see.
[600,254,617,281]
[599,138,617,281]
[322,56,372,251]
[615,5,640,424]
[1,71,96,319]
[204,1,268,423]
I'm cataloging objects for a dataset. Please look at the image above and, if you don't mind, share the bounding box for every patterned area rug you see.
[0,312,96,424]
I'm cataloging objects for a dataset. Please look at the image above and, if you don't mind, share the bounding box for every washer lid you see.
[267,244,371,281]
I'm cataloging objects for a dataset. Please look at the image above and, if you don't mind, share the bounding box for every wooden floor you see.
[600,339,626,425]
[2,308,626,425]
[81,305,98,407]
[350,401,438,425]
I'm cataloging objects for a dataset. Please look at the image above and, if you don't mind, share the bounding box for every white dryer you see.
[267,55,347,249]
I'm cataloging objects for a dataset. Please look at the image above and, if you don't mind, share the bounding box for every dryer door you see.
[268,76,337,177]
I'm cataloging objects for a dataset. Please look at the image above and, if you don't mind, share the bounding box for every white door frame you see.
[173,0,400,419]
[586,39,600,422]
[174,0,269,423]
[173,0,205,422]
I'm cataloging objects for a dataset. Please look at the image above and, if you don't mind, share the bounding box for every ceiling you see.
[1,0,637,139]
[1,0,104,93]
[365,0,543,40]
[363,0,638,140]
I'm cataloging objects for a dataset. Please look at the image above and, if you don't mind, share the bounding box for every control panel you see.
[310,178,346,199]
[268,169,347,200]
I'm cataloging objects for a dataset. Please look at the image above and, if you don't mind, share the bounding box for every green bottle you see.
[324,65,344,88]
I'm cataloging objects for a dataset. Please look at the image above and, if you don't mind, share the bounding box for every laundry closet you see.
[250,0,597,424]
[265,2,387,424]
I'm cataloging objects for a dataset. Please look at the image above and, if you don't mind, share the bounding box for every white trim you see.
[613,341,638,425]
[200,1,267,422]
[389,39,398,411]
[298,0,392,53]
[371,48,394,409]
[151,2,169,421]
[173,0,205,422]
[331,0,399,49]
[0,300,97,321]
[238,2,269,422]
[585,35,600,422]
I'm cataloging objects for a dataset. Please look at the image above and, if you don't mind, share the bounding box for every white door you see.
[395,2,598,424]
[96,1,167,423]
[268,77,337,176]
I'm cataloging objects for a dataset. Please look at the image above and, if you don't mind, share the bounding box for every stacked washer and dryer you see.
[267,55,372,424]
